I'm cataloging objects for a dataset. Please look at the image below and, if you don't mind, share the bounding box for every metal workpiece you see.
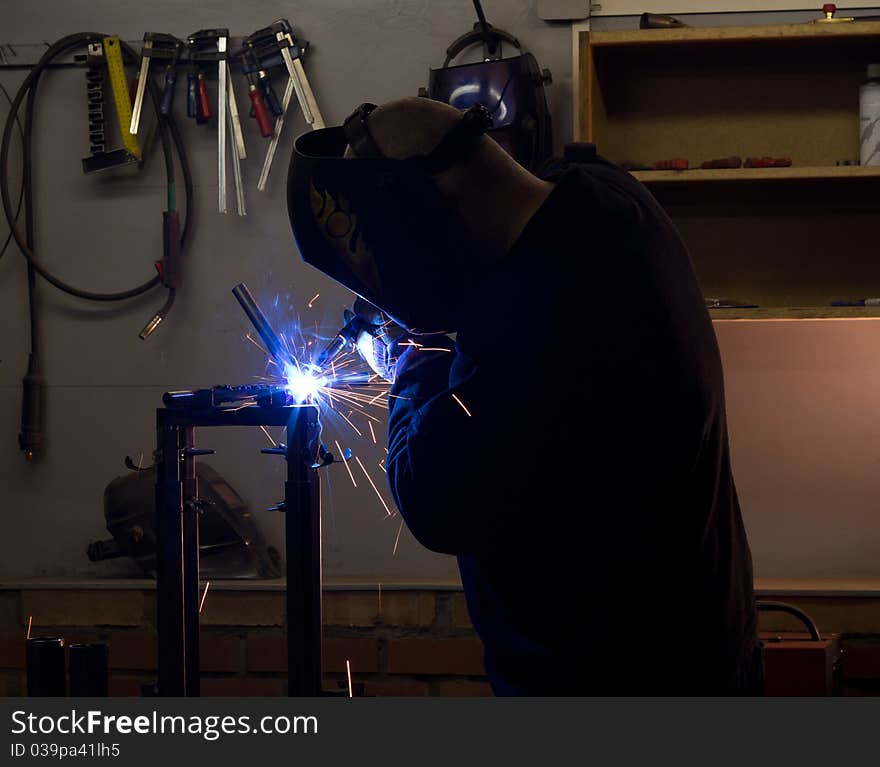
[232,282,294,369]
[155,402,323,696]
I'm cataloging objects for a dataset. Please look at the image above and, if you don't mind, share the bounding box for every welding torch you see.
[314,308,381,369]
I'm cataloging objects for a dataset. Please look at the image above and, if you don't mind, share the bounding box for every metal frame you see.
[155,402,322,696]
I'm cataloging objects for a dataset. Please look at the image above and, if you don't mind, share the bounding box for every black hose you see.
[756,600,822,641]
[0,82,24,264]
[0,32,192,304]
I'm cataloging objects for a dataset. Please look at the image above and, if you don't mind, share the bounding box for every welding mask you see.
[423,23,552,172]
[288,102,495,334]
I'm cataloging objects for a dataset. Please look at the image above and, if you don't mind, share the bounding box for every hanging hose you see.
[0,32,195,459]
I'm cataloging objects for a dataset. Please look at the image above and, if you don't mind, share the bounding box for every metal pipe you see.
[286,405,323,695]
[232,282,292,369]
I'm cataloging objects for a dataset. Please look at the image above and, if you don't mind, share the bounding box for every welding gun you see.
[314,307,381,368]
[316,299,416,382]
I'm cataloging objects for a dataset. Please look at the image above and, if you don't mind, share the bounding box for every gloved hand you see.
[347,298,457,383]
[348,298,407,382]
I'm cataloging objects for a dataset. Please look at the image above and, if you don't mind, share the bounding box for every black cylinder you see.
[26,637,66,696]
[69,643,109,696]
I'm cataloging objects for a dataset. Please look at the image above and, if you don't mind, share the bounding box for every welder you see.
[288,97,762,695]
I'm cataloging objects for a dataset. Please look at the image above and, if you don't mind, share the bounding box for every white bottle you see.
[860,64,880,166]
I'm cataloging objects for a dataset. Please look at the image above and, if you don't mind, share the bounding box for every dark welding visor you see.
[287,104,493,333]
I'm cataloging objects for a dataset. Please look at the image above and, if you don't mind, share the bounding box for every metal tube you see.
[156,414,185,696]
[182,427,201,697]
[286,406,322,695]
[232,282,292,368]
[26,637,66,696]
[69,643,109,696]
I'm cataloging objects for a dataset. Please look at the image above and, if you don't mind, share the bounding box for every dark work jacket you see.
[386,145,760,695]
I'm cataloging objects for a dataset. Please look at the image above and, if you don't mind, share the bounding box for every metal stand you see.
[155,402,322,696]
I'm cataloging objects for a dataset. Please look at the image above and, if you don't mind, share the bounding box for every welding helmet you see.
[422,21,552,172]
[288,102,495,334]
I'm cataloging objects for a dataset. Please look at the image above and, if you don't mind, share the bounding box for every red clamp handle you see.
[197,75,212,120]
[249,87,274,138]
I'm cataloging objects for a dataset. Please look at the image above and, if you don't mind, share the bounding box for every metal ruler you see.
[102,36,141,160]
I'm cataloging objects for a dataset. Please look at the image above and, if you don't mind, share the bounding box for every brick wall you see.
[0,586,490,697]
[2,585,880,696]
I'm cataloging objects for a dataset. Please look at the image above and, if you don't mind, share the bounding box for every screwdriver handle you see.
[249,86,274,137]
[160,69,177,115]
[197,73,212,119]
[186,72,198,118]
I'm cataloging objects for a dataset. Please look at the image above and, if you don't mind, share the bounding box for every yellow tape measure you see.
[102,36,141,160]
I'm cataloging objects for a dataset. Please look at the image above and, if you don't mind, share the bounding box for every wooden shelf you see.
[589,20,880,48]
[633,166,880,185]
[577,20,880,320]
[709,307,880,321]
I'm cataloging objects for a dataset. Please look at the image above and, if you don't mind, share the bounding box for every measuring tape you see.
[102,36,141,160]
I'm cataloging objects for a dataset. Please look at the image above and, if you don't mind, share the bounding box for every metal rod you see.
[227,89,247,215]
[227,68,247,160]
[130,40,151,134]
[217,35,228,213]
[156,414,185,696]
[182,427,201,697]
[257,76,295,191]
[286,406,323,696]
[279,43,313,126]
[232,282,292,368]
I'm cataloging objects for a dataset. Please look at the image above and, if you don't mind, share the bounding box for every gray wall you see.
[1,1,878,582]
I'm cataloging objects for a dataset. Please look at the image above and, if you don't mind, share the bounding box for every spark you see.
[355,455,392,517]
[245,333,269,355]
[451,393,472,417]
[308,292,320,308]
[283,362,328,403]
[392,519,404,556]
[26,615,32,640]
[417,347,452,353]
[136,452,143,470]
[378,459,386,473]
[226,400,256,412]
[199,581,211,614]
[369,422,376,444]
[259,425,276,446]
[334,440,357,488]
[346,660,353,698]
[336,408,363,437]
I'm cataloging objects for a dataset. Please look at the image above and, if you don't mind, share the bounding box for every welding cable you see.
[0,81,24,264]
[756,601,821,641]
[0,32,192,312]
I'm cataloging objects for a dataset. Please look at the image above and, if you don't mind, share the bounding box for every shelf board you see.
[631,166,880,185]
[589,21,880,49]
[708,306,880,320]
